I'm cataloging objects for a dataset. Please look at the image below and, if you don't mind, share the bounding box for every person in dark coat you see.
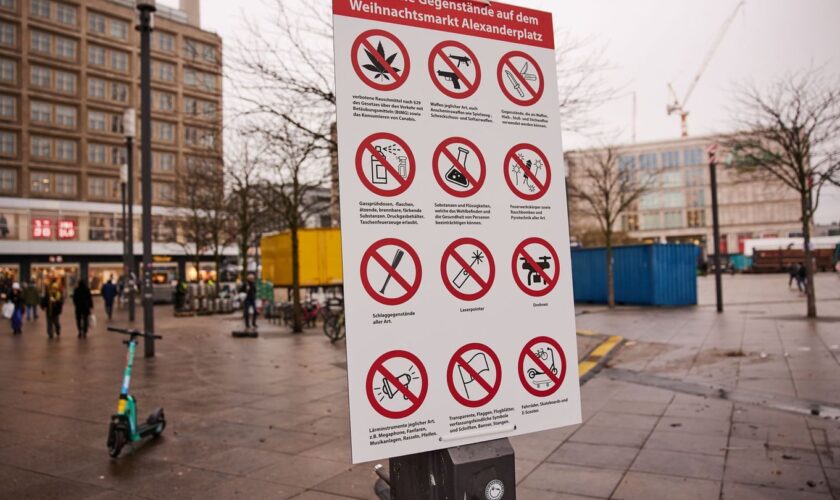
[41,282,63,338]
[796,262,807,292]
[101,276,118,320]
[23,282,39,320]
[72,280,94,338]
[241,274,258,329]
[9,282,23,335]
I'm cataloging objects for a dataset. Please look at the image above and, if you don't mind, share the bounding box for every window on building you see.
[0,131,15,155]
[184,97,197,115]
[31,30,50,53]
[55,36,76,59]
[203,45,217,63]
[55,139,75,161]
[0,58,15,82]
[55,104,75,127]
[639,153,658,169]
[684,166,704,186]
[663,210,683,229]
[183,68,196,86]
[152,217,177,242]
[0,94,15,118]
[0,167,16,193]
[687,209,705,228]
[184,39,197,59]
[30,171,50,193]
[201,101,216,119]
[30,101,50,122]
[88,110,105,130]
[88,45,105,65]
[154,151,175,172]
[687,189,705,208]
[155,91,174,111]
[111,50,128,72]
[111,145,126,165]
[152,181,174,203]
[87,179,118,201]
[55,3,76,26]
[111,82,128,102]
[661,150,680,168]
[110,114,123,134]
[684,148,704,166]
[30,136,51,158]
[0,0,15,11]
[640,212,661,230]
[157,61,174,82]
[89,213,121,240]
[30,0,49,18]
[54,70,75,93]
[110,19,128,39]
[30,65,50,87]
[621,214,639,232]
[87,12,105,33]
[156,121,174,142]
[202,73,216,90]
[155,31,175,52]
[54,173,76,195]
[0,21,15,47]
[87,77,105,99]
[660,170,682,188]
[87,143,106,164]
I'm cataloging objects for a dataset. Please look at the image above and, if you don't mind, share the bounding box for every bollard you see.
[387,438,515,500]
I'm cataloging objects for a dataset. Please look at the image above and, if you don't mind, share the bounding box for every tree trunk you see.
[239,240,250,281]
[606,230,615,308]
[801,191,817,318]
[291,220,303,333]
[214,251,222,295]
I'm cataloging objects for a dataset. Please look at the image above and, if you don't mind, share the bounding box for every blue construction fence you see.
[571,244,700,306]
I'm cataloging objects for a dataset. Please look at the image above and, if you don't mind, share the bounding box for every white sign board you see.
[333,0,581,463]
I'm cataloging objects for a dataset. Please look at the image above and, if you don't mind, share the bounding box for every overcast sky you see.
[164,0,840,224]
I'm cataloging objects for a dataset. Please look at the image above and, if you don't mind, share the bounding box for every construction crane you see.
[667,1,745,137]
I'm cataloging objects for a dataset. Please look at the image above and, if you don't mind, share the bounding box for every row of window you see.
[31,0,77,27]
[621,209,707,232]
[88,44,129,73]
[0,166,175,202]
[0,212,180,243]
[87,11,128,41]
[618,148,707,171]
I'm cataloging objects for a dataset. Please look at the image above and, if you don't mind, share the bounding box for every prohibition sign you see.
[512,237,560,297]
[352,30,410,91]
[518,336,567,398]
[361,238,422,306]
[447,343,502,408]
[366,350,428,419]
[428,40,481,99]
[355,132,416,197]
[440,237,495,301]
[504,143,552,201]
[497,50,544,106]
[432,137,486,198]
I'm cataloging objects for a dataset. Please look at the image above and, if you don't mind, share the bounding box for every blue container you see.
[730,254,752,271]
[571,244,698,306]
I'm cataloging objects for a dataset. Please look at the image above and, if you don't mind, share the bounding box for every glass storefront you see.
[31,264,80,295]
[88,263,123,294]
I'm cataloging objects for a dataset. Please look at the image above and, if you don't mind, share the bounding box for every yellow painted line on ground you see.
[576,329,597,337]
[579,335,624,378]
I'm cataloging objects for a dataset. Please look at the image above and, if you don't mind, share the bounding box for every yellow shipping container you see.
[261,228,343,287]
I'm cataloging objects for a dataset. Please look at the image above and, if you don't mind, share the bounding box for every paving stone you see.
[0,463,106,500]
[724,456,830,494]
[568,424,650,448]
[247,454,351,489]
[309,462,383,499]
[725,436,822,467]
[655,415,730,437]
[721,481,833,500]
[547,441,639,470]
[644,429,728,457]
[514,488,602,500]
[585,411,659,431]
[519,462,624,498]
[599,399,668,416]
[186,446,288,475]
[177,476,302,500]
[612,471,720,500]
[630,448,725,480]
[290,491,359,500]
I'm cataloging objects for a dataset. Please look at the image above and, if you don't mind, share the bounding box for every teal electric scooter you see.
[106,326,166,458]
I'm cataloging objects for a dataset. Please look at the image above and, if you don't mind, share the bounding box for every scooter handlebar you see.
[107,326,163,340]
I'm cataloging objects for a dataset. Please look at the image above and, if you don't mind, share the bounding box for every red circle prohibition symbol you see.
[511,237,560,297]
[428,40,481,99]
[432,137,486,198]
[447,343,502,408]
[518,336,567,397]
[366,350,428,419]
[356,132,416,197]
[497,50,544,106]
[504,143,552,201]
[440,238,495,301]
[352,30,411,91]
[361,238,422,306]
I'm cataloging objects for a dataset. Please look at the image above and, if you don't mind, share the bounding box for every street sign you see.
[334,0,580,463]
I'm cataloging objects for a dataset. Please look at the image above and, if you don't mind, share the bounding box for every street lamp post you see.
[120,164,128,295]
[137,0,156,356]
[708,144,723,313]
[123,108,136,322]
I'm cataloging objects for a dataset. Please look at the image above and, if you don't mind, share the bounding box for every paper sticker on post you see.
[428,40,481,99]
[356,132,416,197]
[497,50,544,106]
[441,238,495,301]
[352,29,410,91]
[367,350,428,418]
[361,238,422,305]
[433,137,486,198]
[505,143,552,201]
[447,343,502,408]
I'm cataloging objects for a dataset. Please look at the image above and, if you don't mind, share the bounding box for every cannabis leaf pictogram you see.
[363,41,401,80]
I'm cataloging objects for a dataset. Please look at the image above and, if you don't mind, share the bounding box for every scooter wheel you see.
[153,418,166,437]
[108,429,127,458]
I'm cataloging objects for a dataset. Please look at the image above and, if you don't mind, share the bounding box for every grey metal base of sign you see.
[374,438,516,500]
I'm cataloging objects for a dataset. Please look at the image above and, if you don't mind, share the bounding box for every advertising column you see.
[333,0,581,463]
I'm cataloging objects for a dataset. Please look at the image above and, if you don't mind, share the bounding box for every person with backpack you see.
[101,276,118,321]
[72,280,94,338]
[42,282,63,338]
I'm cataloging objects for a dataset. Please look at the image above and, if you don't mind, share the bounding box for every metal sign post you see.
[708,144,723,313]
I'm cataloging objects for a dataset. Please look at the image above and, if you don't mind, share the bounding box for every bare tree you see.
[258,122,329,333]
[567,147,658,307]
[226,134,267,279]
[728,69,840,318]
[178,165,212,283]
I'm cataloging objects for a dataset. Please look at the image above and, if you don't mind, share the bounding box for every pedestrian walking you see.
[9,282,23,335]
[41,282,63,338]
[101,276,117,321]
[72,280,93,338]
[796,261,807,292]
[788,263,800,289]
[241,273,258,329]
[23,281,39,320]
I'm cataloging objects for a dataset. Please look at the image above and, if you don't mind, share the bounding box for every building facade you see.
[565,134,803,257]
[0,0,225,291]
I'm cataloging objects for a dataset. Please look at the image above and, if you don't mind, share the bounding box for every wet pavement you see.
[0,273,839,499]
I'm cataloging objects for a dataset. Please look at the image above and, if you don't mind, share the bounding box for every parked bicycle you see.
[322,297,345,343]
